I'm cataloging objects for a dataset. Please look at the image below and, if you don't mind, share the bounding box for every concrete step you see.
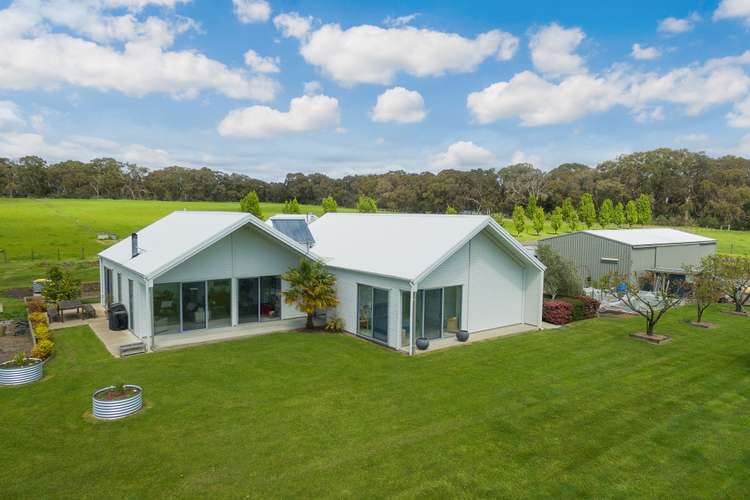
[119,342,147,357]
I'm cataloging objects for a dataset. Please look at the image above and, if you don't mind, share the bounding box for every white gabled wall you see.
[99,258,151,340]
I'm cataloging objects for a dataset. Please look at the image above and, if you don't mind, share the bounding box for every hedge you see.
[543,300,573,325]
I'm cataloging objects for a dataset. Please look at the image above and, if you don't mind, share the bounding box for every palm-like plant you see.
[282,260,339,329]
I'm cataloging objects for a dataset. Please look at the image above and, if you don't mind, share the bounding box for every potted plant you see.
[92,383,143,420]
[0,352,44,386]
[456,330,470,342]
[416,337,430,350]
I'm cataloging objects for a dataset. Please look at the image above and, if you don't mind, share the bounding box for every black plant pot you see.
[415,337,430,351]
[456,330,470,342]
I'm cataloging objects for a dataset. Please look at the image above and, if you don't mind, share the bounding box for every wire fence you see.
[0,247,99,263]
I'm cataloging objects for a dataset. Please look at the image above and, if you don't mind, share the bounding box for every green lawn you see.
[1,307,749,498]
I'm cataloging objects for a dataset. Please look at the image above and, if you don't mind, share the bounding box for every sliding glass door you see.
[153,283,180,335]
[423,288,443,339]
[409,285,463,340]
[238,275,282,324]
[238,278,259,324]
[207,279,231,329]
[181,281,206,331]
[373,288,389,342]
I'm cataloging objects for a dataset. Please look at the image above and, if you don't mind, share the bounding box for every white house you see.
[98,211,545,354]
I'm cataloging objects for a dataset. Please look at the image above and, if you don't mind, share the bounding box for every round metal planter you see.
[456,330,470,342]
[92,385,143,420]
[0,358,44,386]
[416,337,430,351]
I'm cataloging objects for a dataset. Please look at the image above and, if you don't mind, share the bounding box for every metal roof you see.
[580,228,716,247]
[98,211,312,281]
[308,213,543,282]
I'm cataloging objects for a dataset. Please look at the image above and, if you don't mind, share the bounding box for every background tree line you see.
[2,148,749,228]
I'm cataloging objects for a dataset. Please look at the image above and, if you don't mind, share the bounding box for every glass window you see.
[259,276,281,322]
[401,291,411,347]
[128,279,135,332]
[443,286,462,333]
[357,284,373,337]
[117,273,122,303]
[423,288,443,339]
[208,279,232,329]
[373,288,389,343]
[238,277,259,324]
[153,283,180,335]
[104,268,113,307]
[182,281,206,331]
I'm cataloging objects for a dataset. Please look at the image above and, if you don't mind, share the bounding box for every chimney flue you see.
[131,232,139,258]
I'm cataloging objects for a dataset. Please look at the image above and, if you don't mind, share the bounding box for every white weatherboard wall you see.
[155,225,306,320]
[330,267,408,348]
[99,258,151,340]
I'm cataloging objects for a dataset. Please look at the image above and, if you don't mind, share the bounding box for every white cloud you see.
[631,43,661,60]
[371,87,427,123]
[529,23,586,77]
[244,49,280,73]
[0,1,280,101]
[467,71,622,126]
[714,0,750,24]
[298,24,519,86]
[738,133,750,155]
[728,95,750,127]
[0,101,25,129]
[467,50,750,126]
[217,94,340,138]
[658,13,700,34]
[430,141,496,168]
[383,13,419,27]
[233,0,271,24]
[303,81,322,95]
[509,150,542,167]
[273,12,313,39]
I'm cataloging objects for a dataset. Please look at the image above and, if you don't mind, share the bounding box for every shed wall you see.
[541,233,630,283]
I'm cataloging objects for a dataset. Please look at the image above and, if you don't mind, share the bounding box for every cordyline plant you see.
[684,257,723,323]
[713,255,750,313]
[282,260,339,329]
[598,271,684,335]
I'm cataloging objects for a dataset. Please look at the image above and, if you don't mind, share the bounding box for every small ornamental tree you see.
[445,205,458,214]
[532,206,545,235]
[613,201,626,227]
[282,260,339,329]
[536,244,583,299]
[240,191,263,219]
[568,210,580,232]
[714,255,750,313]
[578,193,597,229]
[637,194,653,225]
[42,266,81,302]
[598,272,683,335]
[550,206,563,234]
[357,195,377,213]
[283,198,301,214]
[685,257,723,323]
[321,195,338,213]
[526,193,538,220]
[562,197,574,226]
[599,198,614,227]
[512,205,526,236]
[626,200,639,227]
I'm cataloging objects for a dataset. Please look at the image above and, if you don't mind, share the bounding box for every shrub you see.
[576,295,600,319]
[28,311,47,326]
[542,300,573,325]
[324,316,344,333]
[560,297,585,321]
[27,299,45,313]
[34,324,52,341]
[31,339,54,359]
[536,244,583,299]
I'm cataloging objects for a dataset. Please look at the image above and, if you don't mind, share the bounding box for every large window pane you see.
[208,279,231,329]
[128,279,135,332]
[443,286,462,333]
[415,290,423,339]
[423,288,442,339]
[153,283,180,335]
[373,288,389,343]
[104,268,113,307]
[182,281,206,331]
[260,276,281,322]
[401,291,410,347]
[357,284,373,337]
[238,277,259,324]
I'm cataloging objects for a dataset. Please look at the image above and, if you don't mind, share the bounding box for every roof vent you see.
[131,232,139,258]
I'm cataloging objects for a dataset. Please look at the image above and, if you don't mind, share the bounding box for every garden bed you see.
[92,384,143,420]
[690,321,717,329]
[0,357,44,385]
[629,332,672,344]
[0,321,34,363]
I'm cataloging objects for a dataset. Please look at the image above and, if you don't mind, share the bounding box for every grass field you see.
[1,306,749,497]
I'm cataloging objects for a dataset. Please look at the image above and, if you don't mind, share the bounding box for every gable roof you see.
[308,213,543,282]
[579,228,715,247]
[98,211,313,281]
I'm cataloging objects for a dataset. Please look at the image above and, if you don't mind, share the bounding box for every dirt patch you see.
[720,310,748,317]
[629,332,672,344]
[4,288,32,299]
[690,321,718,329]
[0,321,34,363]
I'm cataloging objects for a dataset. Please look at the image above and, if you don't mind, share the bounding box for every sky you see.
[0,0,749,180]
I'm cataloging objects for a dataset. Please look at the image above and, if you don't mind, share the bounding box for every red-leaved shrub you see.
[575,295,601,319]
[543,300,573,325]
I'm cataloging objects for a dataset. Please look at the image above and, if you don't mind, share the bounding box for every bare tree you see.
[685,257,723,324]
[599,272,684,335]
[714,255,750,314]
